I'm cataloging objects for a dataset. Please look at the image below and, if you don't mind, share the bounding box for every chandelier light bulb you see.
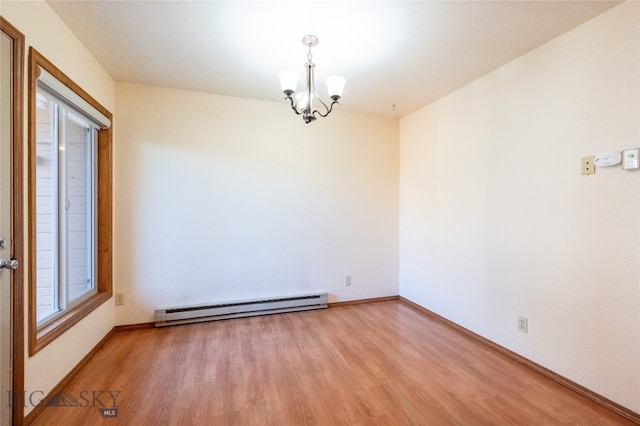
[278,69,299,95]
[326,76,346,100]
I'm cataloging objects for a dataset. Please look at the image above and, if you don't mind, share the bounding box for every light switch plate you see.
[622,148,639,170]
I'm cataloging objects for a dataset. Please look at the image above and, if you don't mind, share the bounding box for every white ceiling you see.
[46,0,621,119]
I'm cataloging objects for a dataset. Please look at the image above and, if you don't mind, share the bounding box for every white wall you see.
[0,0,116,416]
[114,83,399,325]
[399,1,639,413]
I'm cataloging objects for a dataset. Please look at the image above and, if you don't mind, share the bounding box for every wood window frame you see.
[28,47,112,356]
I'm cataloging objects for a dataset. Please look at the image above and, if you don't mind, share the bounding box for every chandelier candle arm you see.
[279,35,346,124]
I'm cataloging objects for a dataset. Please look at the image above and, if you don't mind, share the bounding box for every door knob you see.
[0,259,18,270]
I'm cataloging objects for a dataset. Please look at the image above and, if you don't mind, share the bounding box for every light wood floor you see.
[31,301,634,425]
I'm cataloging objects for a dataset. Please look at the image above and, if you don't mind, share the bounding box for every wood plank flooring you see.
[30,301,635,425]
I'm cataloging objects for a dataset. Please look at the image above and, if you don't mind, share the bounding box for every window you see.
[28,48,112,355]
[35,91,98,323]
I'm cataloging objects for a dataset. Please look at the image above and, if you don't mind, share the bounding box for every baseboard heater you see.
[154,292,328,327]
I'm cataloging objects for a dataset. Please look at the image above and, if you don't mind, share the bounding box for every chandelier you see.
[279,35,346,124]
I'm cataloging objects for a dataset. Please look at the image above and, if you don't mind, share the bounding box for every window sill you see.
[29,290,112,356]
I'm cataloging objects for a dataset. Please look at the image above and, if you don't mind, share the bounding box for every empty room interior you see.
[1,0,639,424]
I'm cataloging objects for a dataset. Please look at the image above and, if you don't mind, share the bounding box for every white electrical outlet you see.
[518,316,528,333]
[345,276,352,286]
[115,293,124,306]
